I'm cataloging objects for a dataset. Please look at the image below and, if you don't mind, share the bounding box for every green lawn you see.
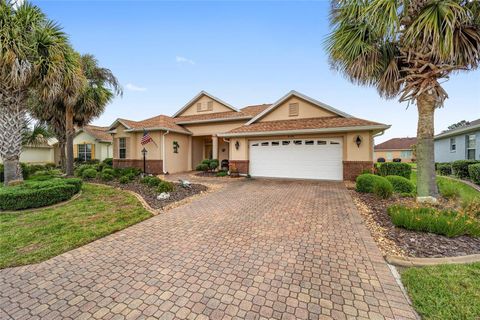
[401,263,480,320]
[410,171,480,202]
[0,183,152,269]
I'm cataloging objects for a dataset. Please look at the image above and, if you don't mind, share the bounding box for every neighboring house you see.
[109,90,389,181]
[0,140,56,165]
[374,137,417,163]
[53,125,113,164]
[434,119,479,162]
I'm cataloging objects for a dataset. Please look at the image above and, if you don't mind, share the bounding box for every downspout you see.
[372,130,386,162]
[162,130,170,174]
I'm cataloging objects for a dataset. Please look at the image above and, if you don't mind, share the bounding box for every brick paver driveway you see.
[1,179,417,320]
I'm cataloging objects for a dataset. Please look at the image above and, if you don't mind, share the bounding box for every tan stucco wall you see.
[191,137,205,168]
[229,131,374,162]
[74,131,112,161]
[260,97,336,122]
[183,120,246,136]
[165,132,190,173]
[374,150,414,163]
[177,95,234,117]
[218,138,229,161]
[0,147,55,164]
[112,125,163,160]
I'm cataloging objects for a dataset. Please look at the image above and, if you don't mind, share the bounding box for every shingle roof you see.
[173,104,270,123]
[435,118,480,139]
[223,116,387,135]
[82,125,112,142]
[118,115,191,134]
[374,137,417,151]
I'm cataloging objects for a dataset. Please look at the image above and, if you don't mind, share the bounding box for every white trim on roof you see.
[172,91,239,118]
[175,116,252,125]
[218,124,390,138]
[246,90,353,125]
[108,119,133,131]
[124,127,192,135]
[434,122,480,140]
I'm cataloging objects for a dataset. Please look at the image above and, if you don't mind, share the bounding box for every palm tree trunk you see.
[65,105,75,176]
[416,93,439,199]
[59,139,66,171]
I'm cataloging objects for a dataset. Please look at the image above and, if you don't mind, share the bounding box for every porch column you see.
[212,135,219,160]
[187,136,192,171]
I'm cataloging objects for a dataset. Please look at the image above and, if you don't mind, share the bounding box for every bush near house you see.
[141,176,162,187]
[82,168,97,179]
[0,178,82,211]
[156,180,174,193]
[196,159,219,172]
[386,175,415,194]
[102,158,113,166]
[436,163,452,176]
[377,162,412,179]
[356,174,391,194]
[452,160,479,179]
[468,163,480,185]
[387,205,480,238]
[373,178,393,199]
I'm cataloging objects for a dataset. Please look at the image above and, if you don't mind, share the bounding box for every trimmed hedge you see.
[468,163,480,185]
[82,168,97,179]
[156,180,174,193]
[373,178,393,199]
[388,205,480,238]
[452,160,479,179]
[436,163,452,176]
[0,178,82,211]
[141,176,162,187]
[386,175,415,193]
[377,162,412,179]
[356,174,388,193]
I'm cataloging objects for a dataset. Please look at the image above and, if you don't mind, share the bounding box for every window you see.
[467,134,476,160]
[119,137,127,159]
[289,103,299,117]
[450,138,456,152]
[294,140,302,145]
[78,144,92,161]
[271,141,279,146]
[282,141,290,145]
[317,140,327,145]
[330,141,340,145]
[386,152,393,160]
[400,150,412,158]
[196,102,203,112]
[251,143,259,147]
[305,140,314,145]
[261,142,269,146]
[207,101,213,111]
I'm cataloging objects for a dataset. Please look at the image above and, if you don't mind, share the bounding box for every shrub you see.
[102,168,114,176]
[436,163,452,176]
[386,175,415,194]
[141,176,162,187]
[102,158,113,166]
[0,178,82,211]
[75,164,97,177]
[29,169,62,181]
[452,160,479,179]
[118,176,129,184]
[468,163,480,185]
[100,172,114,181]
[373,178,393,199]
[216,171,228,177]
[112,167,142,178]
[196,163,209,172]
[356,174,387,193]
[388,205,480,238]
[156,180,174,193]
[208,159,219,170]
[82,168,97,179]
[378,162,412,179]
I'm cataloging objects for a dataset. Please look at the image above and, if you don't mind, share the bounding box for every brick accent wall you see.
[113,159,163,174]
[229,160,249,175]
[343,161,373,181]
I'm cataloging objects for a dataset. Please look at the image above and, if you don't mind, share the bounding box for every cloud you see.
[176,56,195,65]
[125,83,147,92]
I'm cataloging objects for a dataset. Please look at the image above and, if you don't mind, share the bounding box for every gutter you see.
[162,130,170,174]
[434,123,480,140]
[217,124,391,138]
[125,127,191,135]
[174,116,252,125]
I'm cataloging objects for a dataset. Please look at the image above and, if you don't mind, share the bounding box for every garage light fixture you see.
[355,135,362,148]
[235,141,240,150]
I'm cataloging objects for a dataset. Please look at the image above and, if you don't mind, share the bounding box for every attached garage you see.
[249,138,343,180]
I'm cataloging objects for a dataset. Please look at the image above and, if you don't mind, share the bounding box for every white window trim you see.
[450,138,456,152]
[119,137,127,159]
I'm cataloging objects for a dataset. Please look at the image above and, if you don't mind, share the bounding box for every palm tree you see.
[0,1,79,185]
[325,0,480,200]
[22,121,54,147]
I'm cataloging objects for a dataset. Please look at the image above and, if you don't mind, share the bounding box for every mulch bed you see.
[348,187,480,258]
[90,178,208,209]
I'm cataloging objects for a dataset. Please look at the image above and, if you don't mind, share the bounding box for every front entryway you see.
[249,138,343,180]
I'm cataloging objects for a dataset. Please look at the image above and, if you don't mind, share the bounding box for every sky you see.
[33,0,479,143]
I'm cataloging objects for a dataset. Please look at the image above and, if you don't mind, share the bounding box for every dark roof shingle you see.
[374,137,417,150]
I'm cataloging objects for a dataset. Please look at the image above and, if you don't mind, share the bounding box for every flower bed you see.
[0,178,82,211]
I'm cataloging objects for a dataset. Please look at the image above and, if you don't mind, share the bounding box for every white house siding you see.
[435,130,479,162]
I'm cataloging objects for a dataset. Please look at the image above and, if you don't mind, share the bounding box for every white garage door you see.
[249,138,343,180]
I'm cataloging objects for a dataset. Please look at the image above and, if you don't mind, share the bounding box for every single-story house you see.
[52,125,113,164]
[374,137,417,163]
[109,90,390,181]
[434,119,479,162]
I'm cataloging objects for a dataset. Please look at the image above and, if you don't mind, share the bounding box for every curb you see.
[386,254,480,267]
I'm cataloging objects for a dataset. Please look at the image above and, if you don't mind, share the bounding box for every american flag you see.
[141,129,153,145]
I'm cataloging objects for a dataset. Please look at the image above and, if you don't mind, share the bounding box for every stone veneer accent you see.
[113,159,163,174]
[343,161,373,181]
[229,160,249,175]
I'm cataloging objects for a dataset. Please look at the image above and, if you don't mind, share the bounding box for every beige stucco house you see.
[374,137,417,163]
[109,90,390,180]
[0,141,55,165]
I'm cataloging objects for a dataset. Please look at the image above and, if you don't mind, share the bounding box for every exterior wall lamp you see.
[355,135,362,148]
[235,141,240,150]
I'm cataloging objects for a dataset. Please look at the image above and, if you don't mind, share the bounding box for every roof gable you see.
[247,91,352,125]
[173,91,239,117]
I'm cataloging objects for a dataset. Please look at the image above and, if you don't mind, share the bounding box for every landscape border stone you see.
[386,254,480,267]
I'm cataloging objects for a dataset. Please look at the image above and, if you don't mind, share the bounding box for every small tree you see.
[326,0,480,200]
